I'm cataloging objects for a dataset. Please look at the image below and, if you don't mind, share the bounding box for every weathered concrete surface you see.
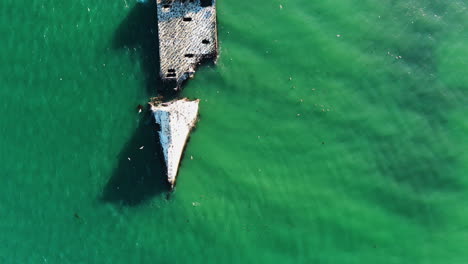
[150,98,200,188]
[156,0,218,87]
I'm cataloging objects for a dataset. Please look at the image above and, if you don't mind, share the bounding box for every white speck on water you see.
[336,34,341,37]
[139,146,144,150]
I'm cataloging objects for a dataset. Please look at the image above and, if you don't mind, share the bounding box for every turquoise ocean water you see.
[1,0,467,263]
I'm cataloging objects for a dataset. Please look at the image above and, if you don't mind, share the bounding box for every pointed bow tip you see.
[152,98,200,190]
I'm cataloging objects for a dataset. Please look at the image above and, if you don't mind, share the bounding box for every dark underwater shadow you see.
[112,1,177,98]
[102,2,177,206]
[101,111,171,206]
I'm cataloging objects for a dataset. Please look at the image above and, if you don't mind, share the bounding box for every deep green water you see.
[1,0,467,263]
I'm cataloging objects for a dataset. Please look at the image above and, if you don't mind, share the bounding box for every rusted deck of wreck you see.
[156,0,218,86]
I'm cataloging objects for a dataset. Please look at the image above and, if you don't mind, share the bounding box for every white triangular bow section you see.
[151,98,200,188]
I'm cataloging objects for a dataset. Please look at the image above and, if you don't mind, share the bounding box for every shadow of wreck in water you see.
[112,1,178,98]
[101,111,171,206]
[101,2,178,206]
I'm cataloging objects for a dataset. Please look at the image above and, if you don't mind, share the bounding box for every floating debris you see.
[137,104,144,113]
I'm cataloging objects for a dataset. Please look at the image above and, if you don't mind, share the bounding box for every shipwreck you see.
[157,0,218,87]
[151,0,218,188]
[150,98,199,188]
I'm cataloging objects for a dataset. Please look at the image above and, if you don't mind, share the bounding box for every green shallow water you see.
[1,0,467,263]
